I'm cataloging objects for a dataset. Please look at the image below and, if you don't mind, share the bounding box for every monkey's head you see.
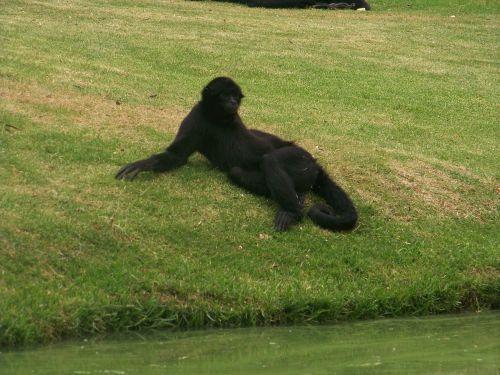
[201,77,244,118]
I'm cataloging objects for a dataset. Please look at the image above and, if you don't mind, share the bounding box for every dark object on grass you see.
[116,77,357,232]
[312,2,366,9]
[3,124,20,132]
[217,0,371,10]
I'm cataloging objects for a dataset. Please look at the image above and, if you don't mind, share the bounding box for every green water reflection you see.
[1,312,498,374]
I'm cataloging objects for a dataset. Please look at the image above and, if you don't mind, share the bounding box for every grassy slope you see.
[0,0,498,346]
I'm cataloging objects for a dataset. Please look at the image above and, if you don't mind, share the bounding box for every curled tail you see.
[308,168,357,231]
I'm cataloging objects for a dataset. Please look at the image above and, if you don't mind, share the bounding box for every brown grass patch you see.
[0,78,186,138]
[391,159,474,216]
[467,266,500,281]
[354,157,497,221]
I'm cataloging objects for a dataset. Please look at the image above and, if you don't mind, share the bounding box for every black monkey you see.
[116,77,357,232]
[215,0,371,10]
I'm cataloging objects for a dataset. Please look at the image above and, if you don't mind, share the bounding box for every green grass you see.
[0,0,499,346]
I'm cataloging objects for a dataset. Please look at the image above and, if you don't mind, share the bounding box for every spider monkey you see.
[116,77,357,232]
[218,0,371,10]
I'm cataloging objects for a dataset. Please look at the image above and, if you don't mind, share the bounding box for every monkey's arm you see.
[115,111,202,180]
[249,129,294,149]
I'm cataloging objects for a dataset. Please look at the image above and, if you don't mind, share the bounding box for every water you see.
[1,312,498,375]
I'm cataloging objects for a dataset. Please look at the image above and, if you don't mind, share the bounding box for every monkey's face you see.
[218,91,243,114]
[202,77,244,116]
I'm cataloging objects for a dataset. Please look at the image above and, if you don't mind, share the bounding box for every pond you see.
[1,312,498,374]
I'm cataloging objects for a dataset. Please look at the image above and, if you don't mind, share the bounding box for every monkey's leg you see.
[261,151,305,231]
[228,167,269,196]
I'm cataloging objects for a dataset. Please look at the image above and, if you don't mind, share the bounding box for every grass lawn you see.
[0,0,498,346]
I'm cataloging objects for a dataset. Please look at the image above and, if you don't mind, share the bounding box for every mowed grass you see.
[0,0,498,346]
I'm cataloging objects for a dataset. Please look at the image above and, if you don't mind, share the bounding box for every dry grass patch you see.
[0,78,185,138]
[392,159,494,220]
[348,154,497,221]
[391,159,475,217]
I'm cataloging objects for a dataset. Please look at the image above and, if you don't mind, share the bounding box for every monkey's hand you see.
[115,157,156,181]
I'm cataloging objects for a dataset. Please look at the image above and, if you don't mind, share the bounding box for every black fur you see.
[214,0,371,10]
[116,77,357,232]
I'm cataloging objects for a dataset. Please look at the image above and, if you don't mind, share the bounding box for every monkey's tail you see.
[308,168,358,231]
